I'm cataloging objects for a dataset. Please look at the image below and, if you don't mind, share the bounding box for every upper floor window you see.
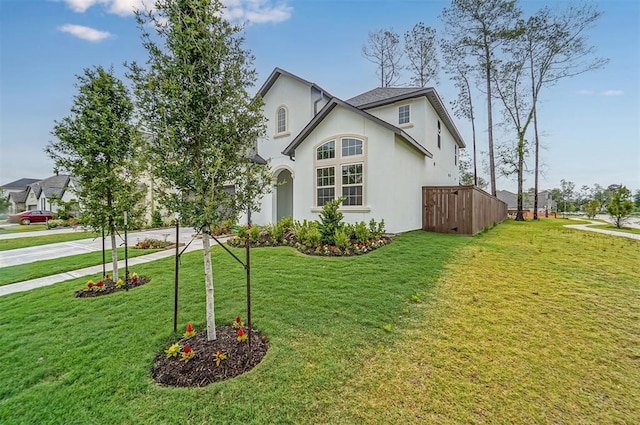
[341,138,363,157]
[317,140,336,160]
[437,120,441,149]
[398,104,410,125]
[276,106,287,134]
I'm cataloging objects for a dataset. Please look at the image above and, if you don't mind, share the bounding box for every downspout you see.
[313,89,325,116]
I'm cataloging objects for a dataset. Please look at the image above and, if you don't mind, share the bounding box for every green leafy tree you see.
[0,190,10,214]
[634,189,640,212]
[47,66,144,283]
[607,185,634,229]
[584,200,600,219]
[130,0,272,341]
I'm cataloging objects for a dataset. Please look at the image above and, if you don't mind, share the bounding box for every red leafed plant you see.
[96,280,105,292]
[232,316,244,328]
[183,322,195,339]
[180,345,195,362]
[214,351,227,366]
[237,327,248,343]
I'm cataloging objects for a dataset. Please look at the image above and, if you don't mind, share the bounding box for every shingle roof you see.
[346,87,425,108]
[347,87,466,148]
[1,178,40,189]
[9,191,27,203]
[29,175,71,199]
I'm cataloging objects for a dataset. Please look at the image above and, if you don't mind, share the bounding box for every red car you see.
[8,210,54,225]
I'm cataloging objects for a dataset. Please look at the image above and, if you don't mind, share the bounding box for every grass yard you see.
[0,232,99,251]
[0,220,638,424]
[0,247,161,286]
[0,224,49,233]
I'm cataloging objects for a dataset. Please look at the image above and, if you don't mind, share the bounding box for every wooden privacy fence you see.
[422,185,507,235]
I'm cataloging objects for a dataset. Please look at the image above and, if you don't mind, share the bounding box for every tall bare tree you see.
[442,0,521,196]
[523,4,608,219]
[362,28,403,87]
[404,22,438,87]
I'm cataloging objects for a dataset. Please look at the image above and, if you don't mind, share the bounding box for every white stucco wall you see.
[291,105,430,233]
[365,97,460,187]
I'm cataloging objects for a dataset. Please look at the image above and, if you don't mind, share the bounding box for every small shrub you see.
[354,221,371,243]
[249,225,261,244]
[150,210,163,228]
[304,227,322,248]
[335,228,351,249]
[318,197,345,245]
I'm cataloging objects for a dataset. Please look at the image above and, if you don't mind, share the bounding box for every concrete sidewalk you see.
[564,219,640,240]
[0,235,225,297]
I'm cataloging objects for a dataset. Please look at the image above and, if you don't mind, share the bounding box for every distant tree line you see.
[361,0,607,222]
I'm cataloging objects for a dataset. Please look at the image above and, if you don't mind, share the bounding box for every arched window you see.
[276,106,287,134]
[314,136,365,207]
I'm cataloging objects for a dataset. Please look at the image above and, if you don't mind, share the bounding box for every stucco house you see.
[1,178,40,213]
[2,175,79,214]
[249,68,466,233]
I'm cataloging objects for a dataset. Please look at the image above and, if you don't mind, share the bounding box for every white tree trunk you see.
[202,232,217,341]
[110,230,119,282]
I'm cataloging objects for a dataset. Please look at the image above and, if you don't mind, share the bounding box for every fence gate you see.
[422,186,507,235]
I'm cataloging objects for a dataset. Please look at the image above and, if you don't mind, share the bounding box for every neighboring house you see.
[496,189,557,217]
[2,175,78,214]
[1,178,40,213]
[249,68,466,233]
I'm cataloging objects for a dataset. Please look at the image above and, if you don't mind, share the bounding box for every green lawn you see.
[0,220,638,424]
[0,224,49,233]
[0,232,99,251]
[0,248,161,286]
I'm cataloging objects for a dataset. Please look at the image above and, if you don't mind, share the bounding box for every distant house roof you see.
[346,87,466,148]
[282,97,433,158]
[1,178,40,190]
[496,190,556,210]
[9,191,27,203]
[29,175,72,199]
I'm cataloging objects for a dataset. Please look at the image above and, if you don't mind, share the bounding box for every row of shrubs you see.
[227,198,390,256]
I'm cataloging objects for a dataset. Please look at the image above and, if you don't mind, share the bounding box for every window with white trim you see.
[399,104,410,125]
[314,136,366,207]
[454,145,458,165]
[276,106,287,134]
[437,120,441,149]
[316,167,335,206]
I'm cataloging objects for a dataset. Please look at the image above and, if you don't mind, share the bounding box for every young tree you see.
[442,0,521,196]
[404,22,438,87]
[634,189,640,212]
[607,185,634,229]
[362,28,403,87]
[130,0,272,341]
[47,66,144,283]
[458,150,488,189]
[584,200,600,219]
[0,190,10,214]
[560,179,575,216]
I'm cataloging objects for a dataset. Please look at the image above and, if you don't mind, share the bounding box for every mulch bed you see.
[227,235,393,257]
[152,326,268,387]
[74,276,151,298]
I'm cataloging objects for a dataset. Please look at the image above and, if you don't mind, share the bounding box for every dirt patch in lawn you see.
[152,326,268,387]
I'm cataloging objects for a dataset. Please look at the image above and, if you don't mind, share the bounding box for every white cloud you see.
[601,90,624,96]
[577,90,594,95]
[62,0,292,24]
[59,24,112,41]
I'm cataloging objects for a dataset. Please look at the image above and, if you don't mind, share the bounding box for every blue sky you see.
[1,0,638,195]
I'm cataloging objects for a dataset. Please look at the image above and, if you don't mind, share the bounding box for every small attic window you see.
[276,106,287,134]
[398,104,410,125]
